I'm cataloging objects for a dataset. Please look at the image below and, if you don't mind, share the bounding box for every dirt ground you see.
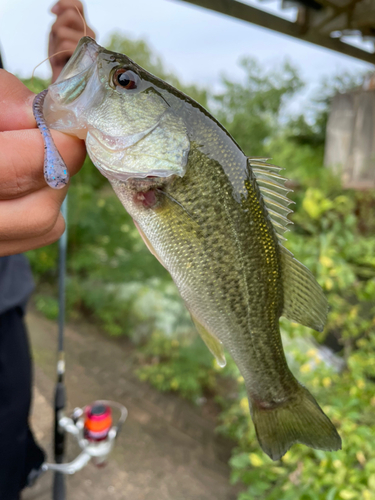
[22,310,240,500]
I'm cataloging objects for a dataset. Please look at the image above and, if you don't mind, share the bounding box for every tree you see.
[213,58,303,157]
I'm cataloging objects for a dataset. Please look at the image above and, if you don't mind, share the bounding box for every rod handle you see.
[53,471,66,500]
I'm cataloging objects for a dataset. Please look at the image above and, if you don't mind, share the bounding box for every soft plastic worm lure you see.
[33,90,70,189]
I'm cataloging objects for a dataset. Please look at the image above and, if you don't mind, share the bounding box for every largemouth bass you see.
[38,37,341,460]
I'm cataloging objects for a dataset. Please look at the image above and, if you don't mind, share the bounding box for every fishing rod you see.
[39,196,128,499]
[53,196,68,499]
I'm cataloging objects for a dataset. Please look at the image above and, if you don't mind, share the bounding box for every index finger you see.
[0,128,86,200]
[0,70,36,131]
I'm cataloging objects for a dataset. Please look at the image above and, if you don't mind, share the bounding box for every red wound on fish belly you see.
[135,189,157,208]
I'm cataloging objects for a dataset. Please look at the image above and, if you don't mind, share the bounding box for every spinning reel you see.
[43,400,127,475]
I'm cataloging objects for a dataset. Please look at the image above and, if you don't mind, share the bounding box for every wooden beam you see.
[176,0,375,64]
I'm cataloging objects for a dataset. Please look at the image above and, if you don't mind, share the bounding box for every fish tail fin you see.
[250,385,341,461]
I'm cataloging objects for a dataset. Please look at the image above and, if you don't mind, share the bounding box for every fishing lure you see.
[33,89,69,189]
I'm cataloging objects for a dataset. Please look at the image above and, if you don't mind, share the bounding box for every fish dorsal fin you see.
[191,315,226,368]
[280,245,328,332]
[247,159,328,332]
[248,158,294,241]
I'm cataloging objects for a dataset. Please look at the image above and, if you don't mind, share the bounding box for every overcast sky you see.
[0,0,373,109]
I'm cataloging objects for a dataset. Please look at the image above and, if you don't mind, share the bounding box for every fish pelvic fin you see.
[191,315,226,368]
[250,385,341,461]
[280,245,328,332]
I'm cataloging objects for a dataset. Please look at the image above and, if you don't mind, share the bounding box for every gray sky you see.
[0,0,372,107]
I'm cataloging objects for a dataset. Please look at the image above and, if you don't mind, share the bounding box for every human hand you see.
[0,71,86,257]
[49,0,96,83]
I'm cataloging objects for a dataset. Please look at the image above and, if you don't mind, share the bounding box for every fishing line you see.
[31,50,71,83]
[75,4,87,37]
[31,5,87,84]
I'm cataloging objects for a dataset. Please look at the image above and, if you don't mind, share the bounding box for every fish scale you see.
[39,36,341,460]
[113,143,292,402]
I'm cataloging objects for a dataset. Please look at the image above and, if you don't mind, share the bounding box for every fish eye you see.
[113,68,139,90]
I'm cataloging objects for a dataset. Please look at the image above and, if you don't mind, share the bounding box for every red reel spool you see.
[84,403,112,442]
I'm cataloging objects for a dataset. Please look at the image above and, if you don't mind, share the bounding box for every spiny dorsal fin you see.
[248,158,294,241]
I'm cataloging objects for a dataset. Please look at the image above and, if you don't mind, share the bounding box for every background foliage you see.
[25,33,375,499]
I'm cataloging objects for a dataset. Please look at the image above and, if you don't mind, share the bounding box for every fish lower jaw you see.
[92,159,178,184]
[85,128,188,182]
[86,145,176,183]
[87,123,160,152]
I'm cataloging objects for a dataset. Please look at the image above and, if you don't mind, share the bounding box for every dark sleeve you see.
[0,256,35,315]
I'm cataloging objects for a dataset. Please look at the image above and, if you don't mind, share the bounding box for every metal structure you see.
[178,0,375,64]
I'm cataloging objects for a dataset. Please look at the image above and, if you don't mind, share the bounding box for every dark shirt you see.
[0,51,35,315]
[0,256,35,315]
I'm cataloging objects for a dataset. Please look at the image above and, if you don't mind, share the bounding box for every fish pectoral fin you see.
[191,315,226,368]
[280,245,328,332]
[250,385,341,461]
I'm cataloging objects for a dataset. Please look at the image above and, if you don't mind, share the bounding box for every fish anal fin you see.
[280,245,328,332]
[191,315,226,368]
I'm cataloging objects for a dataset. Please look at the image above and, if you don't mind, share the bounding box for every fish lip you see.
[87,120,160,153]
